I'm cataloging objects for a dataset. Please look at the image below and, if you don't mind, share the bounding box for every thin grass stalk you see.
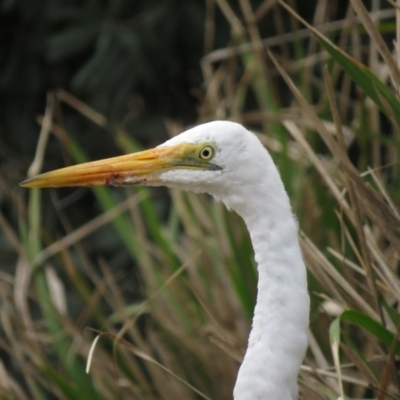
[322,66,384,323]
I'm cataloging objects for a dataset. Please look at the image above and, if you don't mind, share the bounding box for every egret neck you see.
[219,153,309,400]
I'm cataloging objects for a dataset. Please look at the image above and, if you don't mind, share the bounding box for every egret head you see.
[20,121,270,206]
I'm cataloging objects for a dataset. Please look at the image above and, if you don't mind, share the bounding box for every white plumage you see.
[21,121,309,399]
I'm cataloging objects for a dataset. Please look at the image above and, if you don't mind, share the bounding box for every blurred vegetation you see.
[1,0,400,399]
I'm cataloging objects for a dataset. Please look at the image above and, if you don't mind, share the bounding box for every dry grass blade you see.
[27,92,54,178]
[366,167,400,219]
[364,226,400,301]
[203,7,395,63]
[215,0,245,37]
[89,330,212,400]
[114,250,201,342]
[306,330,340,392]
[33,193,144,266]
[56,88,108,128]
[327,247,364,277]
[322,66,383,322]
[397,0,400,71]
[301,233,379,319]
[254,0,276,23]
[204,0,216,55]
[0,360,31,400]
[282,120,349,212]
[13,255,34,333]
[0,211,23,254]
[378,325,400,399]
[300,364,369,388]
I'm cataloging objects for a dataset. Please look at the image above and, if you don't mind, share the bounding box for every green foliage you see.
[332,311,400,358]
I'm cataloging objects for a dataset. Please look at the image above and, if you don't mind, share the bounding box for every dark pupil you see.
[202,149,210,158]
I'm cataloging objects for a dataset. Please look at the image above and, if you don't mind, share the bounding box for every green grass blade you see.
[317,37,400,127]
[329,316,344,399]
[42,366,89,400]
[339,310,400,357]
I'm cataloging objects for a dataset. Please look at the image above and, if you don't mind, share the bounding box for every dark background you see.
[0,0,327,183]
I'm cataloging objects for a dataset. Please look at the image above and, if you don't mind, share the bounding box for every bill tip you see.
[19,177,34,188]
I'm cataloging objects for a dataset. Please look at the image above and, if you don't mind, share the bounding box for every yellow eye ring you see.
[198,144,215,160]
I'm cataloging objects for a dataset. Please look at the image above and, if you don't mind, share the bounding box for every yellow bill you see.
[20,142,219,188]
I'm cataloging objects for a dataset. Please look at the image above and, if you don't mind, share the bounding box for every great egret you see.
[21,121,309,400]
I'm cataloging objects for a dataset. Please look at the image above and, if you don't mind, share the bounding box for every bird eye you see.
[198,144,215,160]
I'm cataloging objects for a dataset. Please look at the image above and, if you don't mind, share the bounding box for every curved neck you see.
[229,171,309,400]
